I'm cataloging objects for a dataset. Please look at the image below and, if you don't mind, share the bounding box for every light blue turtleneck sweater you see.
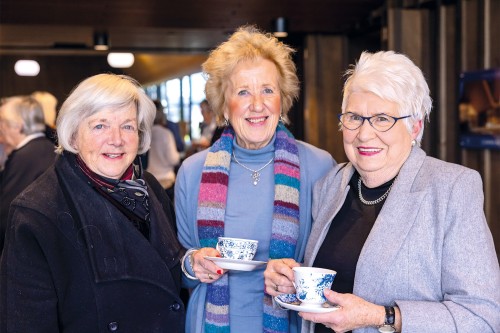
[175,135,334,333]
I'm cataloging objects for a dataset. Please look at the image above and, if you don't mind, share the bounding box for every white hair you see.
[0,96,46,135]
[342,51,433,144]
[56,73,155,155]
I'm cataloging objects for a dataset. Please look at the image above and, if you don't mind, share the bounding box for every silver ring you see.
[208,273,213,280]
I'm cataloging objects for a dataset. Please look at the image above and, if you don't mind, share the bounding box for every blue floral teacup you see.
[292,267,336,307]
[216,237,258,261]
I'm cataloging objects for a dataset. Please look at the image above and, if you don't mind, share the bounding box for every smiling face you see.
[73,105,139,179]
[343,91,421,187]
[224,58,281,150]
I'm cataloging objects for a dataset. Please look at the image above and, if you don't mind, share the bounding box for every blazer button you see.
[170,302,181,311]
[108,322,119,331]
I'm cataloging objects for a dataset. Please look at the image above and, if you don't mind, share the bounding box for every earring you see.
[224,118,229,127]
[279,114,285,123]
[411,139,416,147]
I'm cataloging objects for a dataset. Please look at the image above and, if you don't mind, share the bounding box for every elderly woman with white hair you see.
[264,51,500,333]
[0,74,186,332]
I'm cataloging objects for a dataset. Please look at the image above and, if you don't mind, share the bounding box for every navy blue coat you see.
[0,153,186,333]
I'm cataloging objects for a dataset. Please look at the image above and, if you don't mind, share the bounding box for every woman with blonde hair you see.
[175,26,335,333]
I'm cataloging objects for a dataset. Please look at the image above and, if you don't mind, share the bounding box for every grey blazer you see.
[302,147,500,333]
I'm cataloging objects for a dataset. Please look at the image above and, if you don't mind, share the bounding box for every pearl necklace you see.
[232,151,274,186]
[357,178,395,206]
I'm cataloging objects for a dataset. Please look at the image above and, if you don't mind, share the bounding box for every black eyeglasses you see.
[337,112,411,132]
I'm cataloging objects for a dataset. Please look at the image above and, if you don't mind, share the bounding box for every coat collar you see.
[54,153,180,291]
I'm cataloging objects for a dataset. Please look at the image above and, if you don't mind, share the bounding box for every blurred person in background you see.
[198,99,217,146]
[147,100,180,200]
[264,51,500,333]
[166,116,186,153]
[0,99,12,172]
[0,143,9,172]
[0,95,56,253]
[0,74,186,332]
[31,91,58,144]
[185,99,217,157]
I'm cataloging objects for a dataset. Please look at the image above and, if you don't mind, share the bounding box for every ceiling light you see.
[107,53,135,68]
[273,17,288,38]
[14,60,40,76]
[94,32,109,51]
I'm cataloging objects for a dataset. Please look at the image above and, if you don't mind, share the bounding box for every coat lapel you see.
[55,154,178,293]
[353,148,427,301]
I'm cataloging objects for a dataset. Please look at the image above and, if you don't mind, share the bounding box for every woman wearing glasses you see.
[264,51,499,332]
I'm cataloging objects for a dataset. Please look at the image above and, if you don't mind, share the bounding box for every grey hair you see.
[342,51,432,145]
[1,96,46,135]
[56,73,155,155]
[31,91,58,128]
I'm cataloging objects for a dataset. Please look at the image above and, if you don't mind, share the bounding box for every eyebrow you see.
[87,117,137,125]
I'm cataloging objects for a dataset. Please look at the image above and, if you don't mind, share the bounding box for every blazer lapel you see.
[354,148,427,301]
[305,164,354,266]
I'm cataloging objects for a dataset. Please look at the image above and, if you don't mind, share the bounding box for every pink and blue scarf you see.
[197,123,300,333]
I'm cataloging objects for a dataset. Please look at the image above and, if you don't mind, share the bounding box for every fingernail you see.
[216,254,221,257]
[217,269,222,275]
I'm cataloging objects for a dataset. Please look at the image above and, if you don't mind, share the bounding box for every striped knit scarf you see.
[197,123,300,333]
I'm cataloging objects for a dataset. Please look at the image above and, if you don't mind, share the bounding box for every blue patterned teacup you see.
[292,267,336,307]
[216,237,258,261]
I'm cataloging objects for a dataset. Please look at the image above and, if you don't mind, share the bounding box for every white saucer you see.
[204,256,267,271]
[274,294,340,313]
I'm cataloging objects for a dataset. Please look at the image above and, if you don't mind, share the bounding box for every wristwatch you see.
[378,306,396,333]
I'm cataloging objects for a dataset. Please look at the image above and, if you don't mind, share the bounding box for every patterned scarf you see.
[197,123,300,333]
[75,154,151,239]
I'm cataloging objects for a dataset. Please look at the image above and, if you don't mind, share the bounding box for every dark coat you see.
[0,153,186,333]
[0,136,56,252]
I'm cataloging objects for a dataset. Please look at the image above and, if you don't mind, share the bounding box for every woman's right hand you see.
[264,258,300,296]
[191,247,226,283]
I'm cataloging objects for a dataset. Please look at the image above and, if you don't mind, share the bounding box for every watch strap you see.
[378,306,396,333]
[384,306,395,325]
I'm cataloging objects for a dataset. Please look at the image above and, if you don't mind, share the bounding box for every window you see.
[145,72,207,143]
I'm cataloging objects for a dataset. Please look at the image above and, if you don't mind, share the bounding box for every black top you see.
[313,172,395,333]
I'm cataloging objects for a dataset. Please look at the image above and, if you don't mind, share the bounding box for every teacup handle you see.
[215,243,222,254]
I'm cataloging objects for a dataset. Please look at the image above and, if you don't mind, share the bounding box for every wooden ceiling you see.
[0,0,386,84]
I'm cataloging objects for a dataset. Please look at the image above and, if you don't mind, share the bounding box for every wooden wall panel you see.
[303,35,348,163]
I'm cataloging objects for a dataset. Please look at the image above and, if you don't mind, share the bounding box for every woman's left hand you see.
[299,289,385,332]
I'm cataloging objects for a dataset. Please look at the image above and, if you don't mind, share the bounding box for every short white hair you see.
[342,51,432,144]
[0,96,46,135]
[56,73,155,155]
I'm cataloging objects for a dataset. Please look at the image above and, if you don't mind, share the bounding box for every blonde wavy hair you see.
[202,25,300,126]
